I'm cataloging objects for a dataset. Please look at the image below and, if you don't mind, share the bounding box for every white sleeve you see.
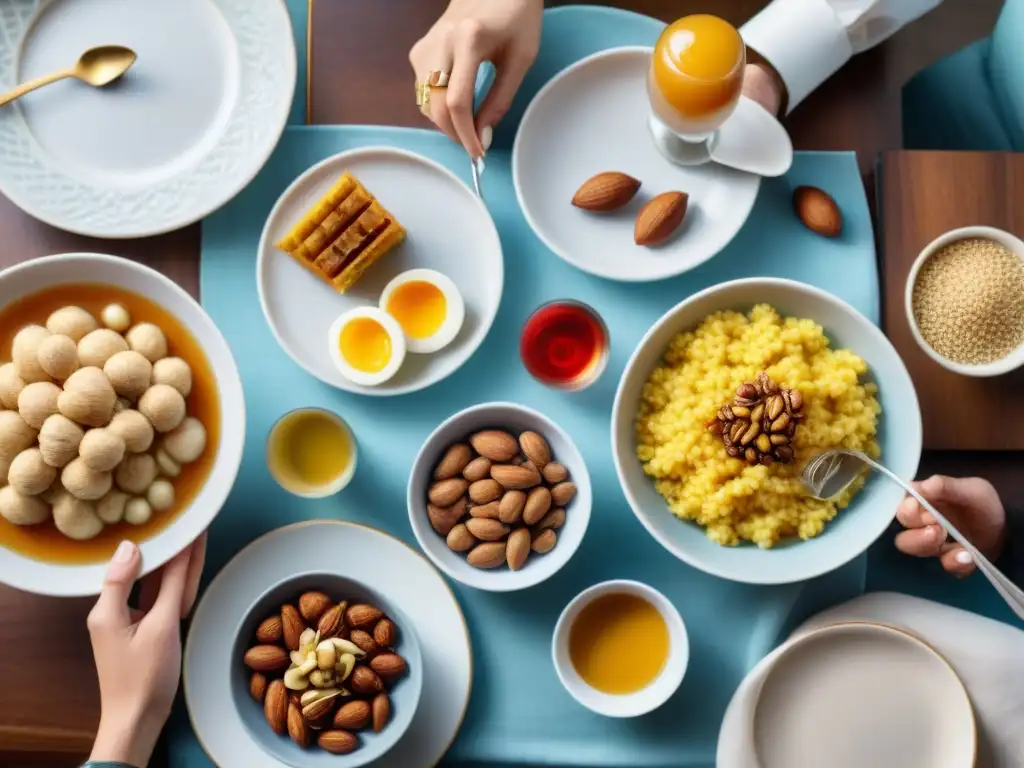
[740,0,945,114]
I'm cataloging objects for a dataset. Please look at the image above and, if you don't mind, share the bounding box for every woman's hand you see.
[87,535,207,767]
[895,476,1007,578]
[410,0,543,157]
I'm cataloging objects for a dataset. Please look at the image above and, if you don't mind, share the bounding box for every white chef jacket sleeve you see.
[740,0,946,114]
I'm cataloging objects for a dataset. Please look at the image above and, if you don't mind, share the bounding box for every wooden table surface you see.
[0,0,1010,765]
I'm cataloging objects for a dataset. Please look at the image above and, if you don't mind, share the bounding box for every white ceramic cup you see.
[552,579,689,717]
[265,407,357,498]
[904,225,1024,377]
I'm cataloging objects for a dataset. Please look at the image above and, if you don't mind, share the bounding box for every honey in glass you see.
[520,301,608,390]
[647,14,745,140]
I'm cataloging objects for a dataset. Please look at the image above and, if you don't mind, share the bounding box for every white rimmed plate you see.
[184,520,472,768]
[0,0,295,237]
[513,46,761,282]
[257,146,504,396]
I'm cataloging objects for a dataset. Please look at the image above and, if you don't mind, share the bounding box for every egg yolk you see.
[385,280,447,340]
[339,317,391,373]
[652,14,744,118]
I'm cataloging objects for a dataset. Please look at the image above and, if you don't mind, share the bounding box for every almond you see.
[506,528,531,571]
[372,692,390,733]
[446,522,476,552]
[350,664,385,694]
[793,185,842,237]
[498,489,526,524]
[465,517,509,541]
[434,442,473,480]
[298,591,332,623]
[490,463,541,490]
[572,171,641,212]
[462,456,492,482]
[349,629,378,656]
[255,615,282,644]
[469,478,502,504]
[427,496,467,536]
[280,604,306,651]
[469,430,518,462]
[345,603,383,629]
[370,652,407,682]
[518,431,551,468]
[287,702,309,748]
[318,730,359,755]
[634,191,688,246]
[542,462,568,484]
[534,507,566,531]
[469,500,501,519]
[373,619,398,648]
[317,604,345,639]
[428,477,468,507]
[522,486,552,526]
[264,679,288,735]
[532,529,557,554]
[244,645,289,673]
[302,692,341,723]
[467,541,507,569]
[551,481,577,507]
[333,700,371,730]
[249,672,268,703]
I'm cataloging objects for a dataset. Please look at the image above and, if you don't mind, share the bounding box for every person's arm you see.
[740,0,946,115]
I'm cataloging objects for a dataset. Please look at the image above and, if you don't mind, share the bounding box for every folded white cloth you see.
[718,592,1024,767]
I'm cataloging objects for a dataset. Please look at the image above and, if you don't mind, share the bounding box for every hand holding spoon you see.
[0,45,137,107]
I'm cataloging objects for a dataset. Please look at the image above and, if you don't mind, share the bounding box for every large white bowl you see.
[612,278,922,584]
[0,253,245,596]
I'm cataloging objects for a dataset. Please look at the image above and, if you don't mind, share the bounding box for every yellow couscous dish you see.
[635,304,881,548]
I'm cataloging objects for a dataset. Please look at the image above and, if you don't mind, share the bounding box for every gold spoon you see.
[0,45,137,107]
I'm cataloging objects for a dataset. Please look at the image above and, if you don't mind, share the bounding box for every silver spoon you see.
[804,448,1024,621]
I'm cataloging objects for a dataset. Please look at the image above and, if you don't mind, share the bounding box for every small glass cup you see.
[520,300,609,391]
[266,407,357,498]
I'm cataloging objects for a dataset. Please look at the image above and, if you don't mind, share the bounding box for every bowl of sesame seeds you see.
[905,226,1024,377]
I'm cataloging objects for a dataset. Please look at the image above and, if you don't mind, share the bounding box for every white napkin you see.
[717,592,1024,767]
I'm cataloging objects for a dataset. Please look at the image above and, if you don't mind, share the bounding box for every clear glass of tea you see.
[520,300,609,391]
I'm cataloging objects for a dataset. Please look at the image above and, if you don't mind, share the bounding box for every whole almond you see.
[249,672,268,703]
[298,591,332,623]
[350,665,385,694]
[428,497,467,536]
[469,478,502,504]
[370,652,407,682]
[467,541,507,569]
[518,431,551,468]
[465,517,510,541]
[469,500,501,519]
[264,679,288,736]
[542,462,568,484]
[288,702,309,748]
[572,171,641,212]
[333,700,371,730]
[434,442,472,480]
[446,523,476,552]
[280,604,306,651]
[244,645,290,673]
[317,604,345,639]
[374,619,398,648]
[255,615,282,644]
[469,430,518,462]
[499,489,526,524]
[551,481,577,507]
[302,693,340,723]
[793,185,842,237]
[350,629,378,656]
[346,604,384,629]
[522,485,552,526]
[372,693,390,733]
[490,463,541,490]
[532,529,558,554]
[462,456,492,482]
[428,477,468,507]
[634,191,688,246]
[506,528,531,571]
[535,507,566,531]
[318,730,359,755]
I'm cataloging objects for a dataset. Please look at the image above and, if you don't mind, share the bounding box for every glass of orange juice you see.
[267,408,357,497]
[647,15,745,151]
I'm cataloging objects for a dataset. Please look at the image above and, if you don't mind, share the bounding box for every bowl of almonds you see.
[408,402,592,591]
[237,573,422,765]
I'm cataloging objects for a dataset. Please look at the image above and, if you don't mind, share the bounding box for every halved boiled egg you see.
[328,307,406,386]
[379,269,465,354]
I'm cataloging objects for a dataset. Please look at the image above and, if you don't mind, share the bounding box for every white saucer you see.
[0,0,295,238]
[513,46,761,283]
[184,521,472,768]
[257,147,504,396]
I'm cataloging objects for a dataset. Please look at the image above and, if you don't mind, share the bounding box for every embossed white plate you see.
[0,0,295,238]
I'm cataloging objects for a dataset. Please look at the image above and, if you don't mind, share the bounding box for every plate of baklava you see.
[257,147,504,395]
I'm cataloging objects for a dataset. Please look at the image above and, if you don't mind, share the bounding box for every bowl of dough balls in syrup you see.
[0,253,244,597]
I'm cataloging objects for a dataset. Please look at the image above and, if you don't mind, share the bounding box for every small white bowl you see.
[265,408,358,498]
[905,225,1024,377]
[407,402,591,592]
[552,580,689,718]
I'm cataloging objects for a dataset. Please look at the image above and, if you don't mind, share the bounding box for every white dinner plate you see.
[513,46,761,282]
[184,520,472,768]
[257,147,504,396]
[0,0,295,238]
[728,622,976,768]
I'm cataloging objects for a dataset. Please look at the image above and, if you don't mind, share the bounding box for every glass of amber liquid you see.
[520,300,609,391]
[647,15,745,154]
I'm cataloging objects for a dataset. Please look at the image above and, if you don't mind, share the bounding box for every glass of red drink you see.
[520,300,609,390]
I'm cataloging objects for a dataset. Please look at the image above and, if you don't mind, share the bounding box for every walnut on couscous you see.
[635,304,881,548]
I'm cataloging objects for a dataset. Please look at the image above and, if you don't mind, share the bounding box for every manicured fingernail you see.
[956,550,973,565]
[113,540,135,563]
[480,125,493,152]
